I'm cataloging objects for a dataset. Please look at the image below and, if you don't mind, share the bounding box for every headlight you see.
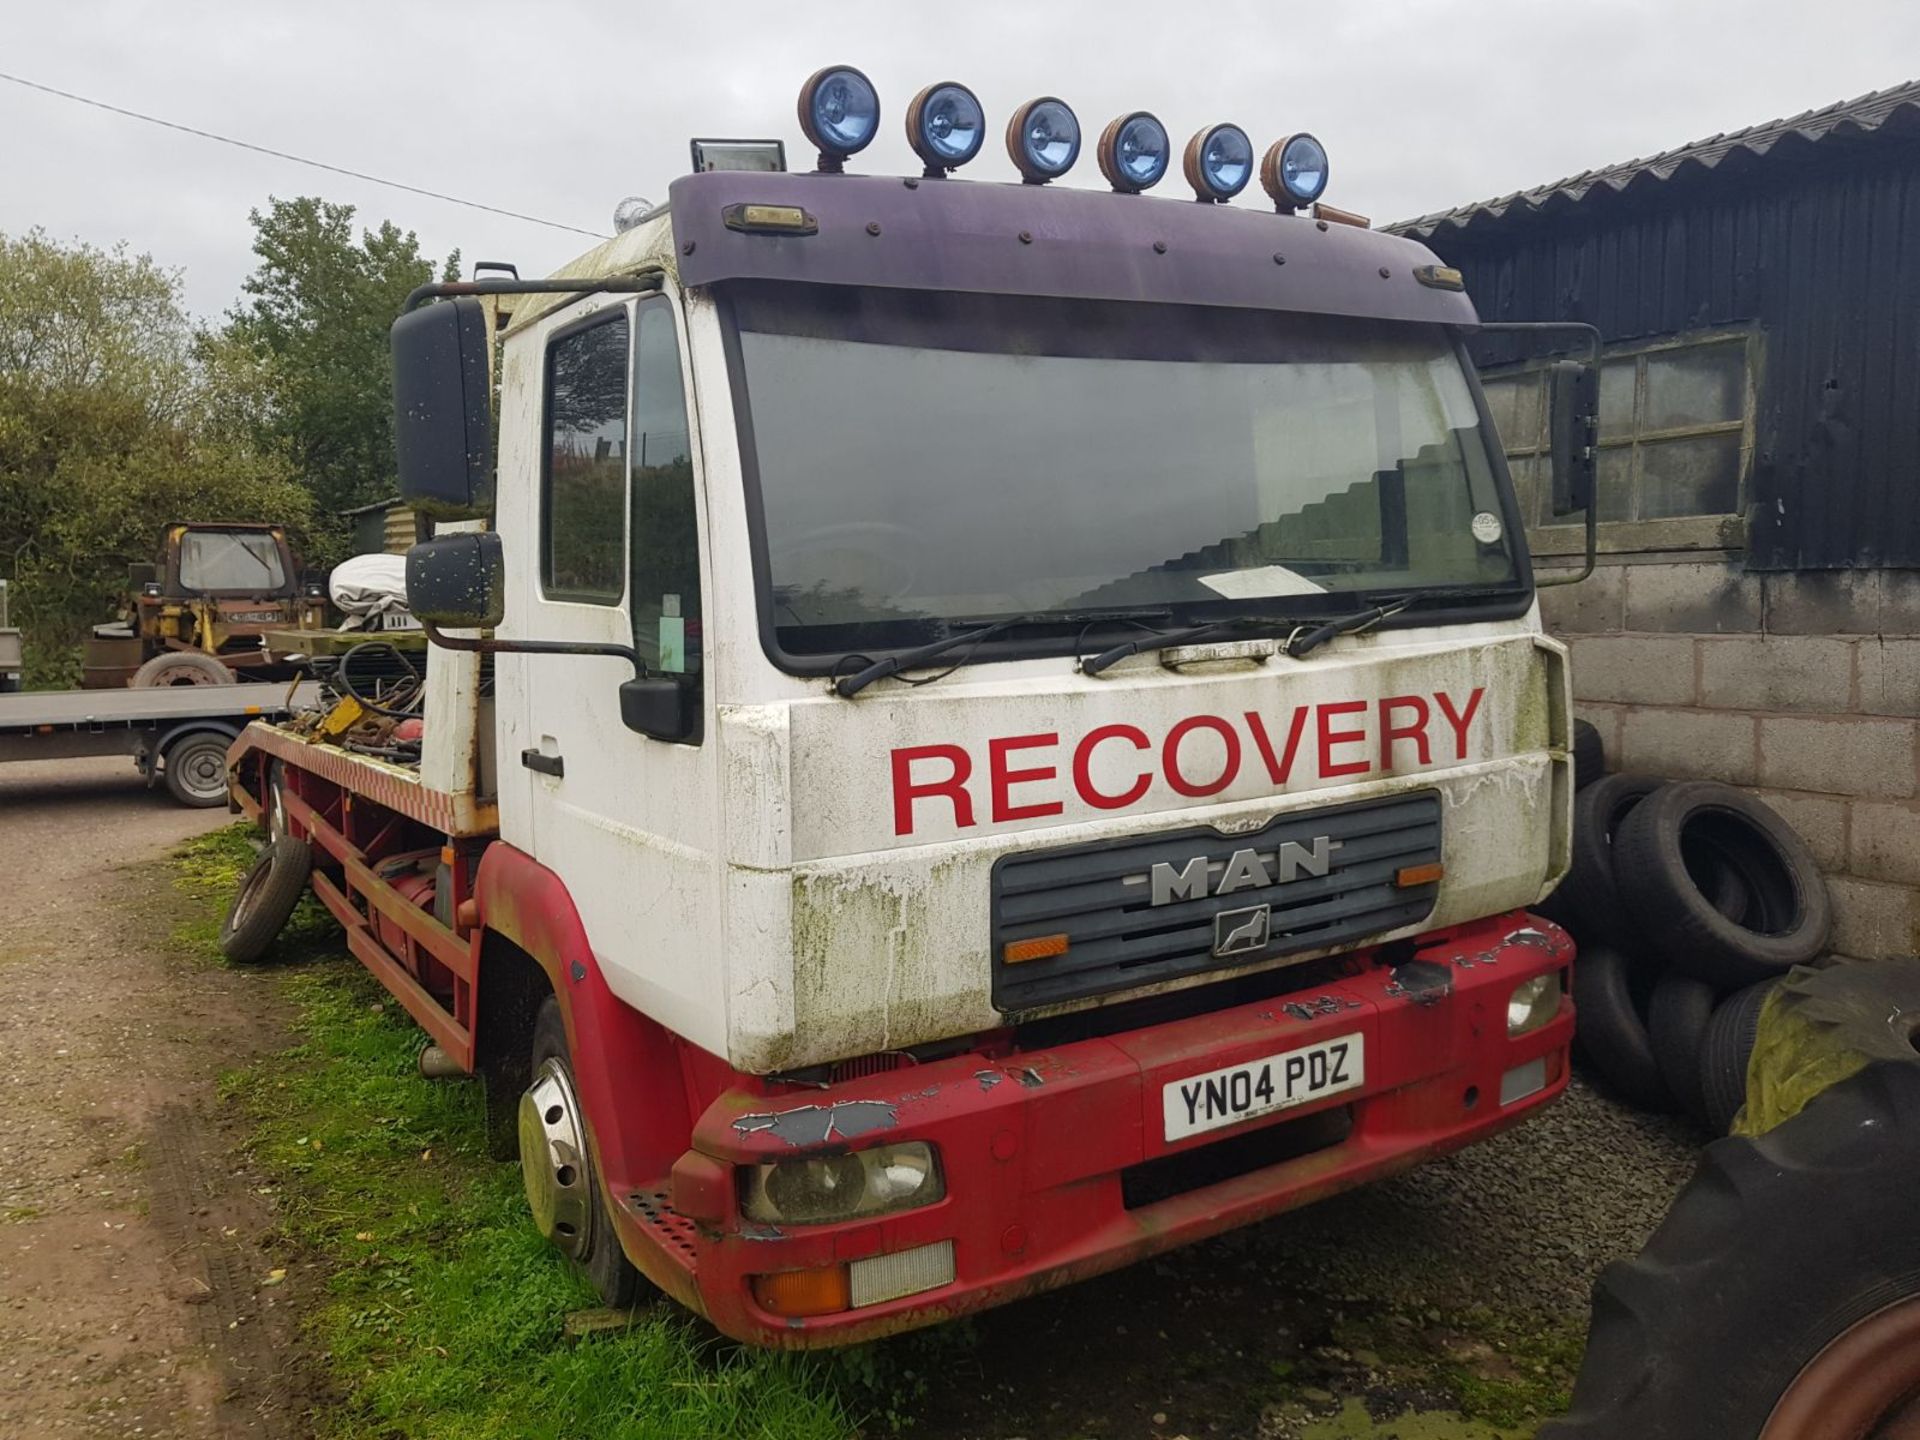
[1099,111,1170,194]
[798,65,880,169]
[907,81,985,175]
[741,1142,944,1224]
[1006,96,1081,184]
[1185,123,1254,202]
[1508,972,1562,1036]
[1261,132,1330,209]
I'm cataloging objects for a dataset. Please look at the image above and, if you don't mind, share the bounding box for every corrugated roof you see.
[1390,78,1920,240]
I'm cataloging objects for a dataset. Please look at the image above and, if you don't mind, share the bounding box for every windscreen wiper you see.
[833,609,1172,698]
[1285,583,1523,658]
[1081,613,1304,677]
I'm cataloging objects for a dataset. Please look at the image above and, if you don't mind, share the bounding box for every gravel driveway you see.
[0,756,309,1439]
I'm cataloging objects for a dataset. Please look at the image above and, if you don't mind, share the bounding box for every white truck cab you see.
[235,70,1590,1346]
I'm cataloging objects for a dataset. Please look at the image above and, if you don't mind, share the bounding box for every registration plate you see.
[1163,1032,1365,1142]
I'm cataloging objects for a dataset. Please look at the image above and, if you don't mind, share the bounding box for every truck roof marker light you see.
[907,81,985,177]
[1002,933,1069,964]
[1006,97,1081,184]
[798,65,881,173]
[1414,264,1465,291]
[1261,132,1330,211]
[1184,123,1254,202]
[1098,111,1171,194]
[1312,200,1372,230]
[722,203,819,236]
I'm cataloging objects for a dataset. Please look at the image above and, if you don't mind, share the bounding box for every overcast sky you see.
[5,0,1917,319]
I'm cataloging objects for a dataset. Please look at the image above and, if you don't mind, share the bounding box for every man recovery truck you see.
[221,70,1595,1347]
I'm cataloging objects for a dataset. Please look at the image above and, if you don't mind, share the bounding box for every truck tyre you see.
[1562,775,1665,948]
[523,998,641,1309]
[1612,782,1831,989]
[162,732,234,808]
[1700,980,1779,1135]
[1572,942,1673,1112]
[132,652,232,687]
[219,836,312,963]
[1572,718,1605,791]
[1540,1063,1920,1440]
[1647,972,1717,1127]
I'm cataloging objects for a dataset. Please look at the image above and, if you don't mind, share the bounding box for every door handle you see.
[520,748,564,778]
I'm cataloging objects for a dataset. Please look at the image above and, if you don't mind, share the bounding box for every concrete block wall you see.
[1541,560,1920,960]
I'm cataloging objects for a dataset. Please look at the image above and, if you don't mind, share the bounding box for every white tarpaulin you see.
[329,553,411,629]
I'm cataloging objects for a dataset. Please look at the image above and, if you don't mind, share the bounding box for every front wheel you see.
[520,998,641,1308]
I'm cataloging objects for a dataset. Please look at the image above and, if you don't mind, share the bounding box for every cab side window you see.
[630,300,703,730]
[542,313,629,603]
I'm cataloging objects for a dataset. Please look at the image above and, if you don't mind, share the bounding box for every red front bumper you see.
[631,912,1572,1348]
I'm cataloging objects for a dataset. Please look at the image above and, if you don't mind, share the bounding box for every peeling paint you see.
[737,1221,786,1241]
[731,1099,898,1146]
[1017,1067,1045,1089]
[974,1069,1002,1091]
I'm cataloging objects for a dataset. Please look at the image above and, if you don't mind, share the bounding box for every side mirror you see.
[1547,360,1599,516]
[406,533,505,628]
[392,298,494,519]
[620,677,698,744]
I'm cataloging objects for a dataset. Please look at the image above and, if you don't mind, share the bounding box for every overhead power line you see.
[0,69,607,239]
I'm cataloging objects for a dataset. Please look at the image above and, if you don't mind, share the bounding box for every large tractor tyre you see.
[219,836,313,964]
[161,731,235,808]
[1571,942,1674,1112]
[1699,980,1781,1136]
[1561,775,1666,949]
[1540,1062,1920,1440]
[1612,781,1831,989]
[1571,718,1606,791]
[132,652,233,687]
[1646,972,1718,1128]
[522,998,642,1309]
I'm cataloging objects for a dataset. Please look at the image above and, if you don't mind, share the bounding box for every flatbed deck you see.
[0,681,315,732]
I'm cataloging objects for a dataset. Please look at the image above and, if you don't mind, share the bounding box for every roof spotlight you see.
[1261,132,1330,210]
[1184,123,1253,203]
[1005,96,1081,184]
[907,81,985,176]
[798,65,881,172]
[1098,111,1171,194]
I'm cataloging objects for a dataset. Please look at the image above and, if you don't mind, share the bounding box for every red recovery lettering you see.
[1244,706,1311,784]
[1435,686,1486,760]
[1316,700,1371,778]
[1072,724,1152,810]
[1378,695,1432,770]
[1162,715,1241,797]
[990,734,1064,823]
[891,744,974,836]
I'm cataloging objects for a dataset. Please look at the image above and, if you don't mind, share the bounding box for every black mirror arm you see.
[1476,320,1602,590]
[420,620,646,678]
[401,273,665,315]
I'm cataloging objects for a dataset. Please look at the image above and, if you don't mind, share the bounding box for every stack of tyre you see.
[1549,722,1833,1133]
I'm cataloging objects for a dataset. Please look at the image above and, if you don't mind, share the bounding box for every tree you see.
[225,197,458,528]
[0,229,311,685]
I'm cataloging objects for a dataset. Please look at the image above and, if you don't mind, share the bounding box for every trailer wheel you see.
[1540,1063,1920,1440]
[522,998,641,1308]
[132,652,232,687]
[163,732,235,808]
[219,836,312,963]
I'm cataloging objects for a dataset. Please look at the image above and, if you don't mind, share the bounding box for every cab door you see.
[494,291,723,1052]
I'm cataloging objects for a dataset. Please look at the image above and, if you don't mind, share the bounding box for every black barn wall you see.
[1425,139,1920,571]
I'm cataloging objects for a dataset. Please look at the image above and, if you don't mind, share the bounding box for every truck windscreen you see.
[727,284,1523,661]
[178,531,287,592]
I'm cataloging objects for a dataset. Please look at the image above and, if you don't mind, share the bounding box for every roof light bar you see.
[1006,96,1081,184]
[1098,111,1171,194]
[1184,123,1253,202]
[798,65,881,172]
[907,81,986,177]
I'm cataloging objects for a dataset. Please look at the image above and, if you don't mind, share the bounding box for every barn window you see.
[1481,329,1756,542]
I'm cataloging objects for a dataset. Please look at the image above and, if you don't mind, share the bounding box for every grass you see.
[174,827,862,1440]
